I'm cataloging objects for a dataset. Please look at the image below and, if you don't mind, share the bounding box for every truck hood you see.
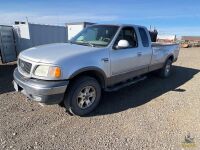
[19,43,99,64]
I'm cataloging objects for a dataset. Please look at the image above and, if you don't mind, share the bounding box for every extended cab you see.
[13,24,180,116]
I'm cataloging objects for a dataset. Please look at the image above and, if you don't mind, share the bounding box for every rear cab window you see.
[138,27,149,47]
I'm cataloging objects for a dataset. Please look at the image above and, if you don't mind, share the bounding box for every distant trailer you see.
[0,22,68,63]
[13,22,68,55]
[0,25,17,63]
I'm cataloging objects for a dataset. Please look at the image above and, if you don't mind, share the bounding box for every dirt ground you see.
[0,48,200,150]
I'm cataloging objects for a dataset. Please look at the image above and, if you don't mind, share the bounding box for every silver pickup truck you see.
[13,24,180,116]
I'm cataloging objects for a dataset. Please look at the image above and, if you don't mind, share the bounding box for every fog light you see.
[32,95,42,101]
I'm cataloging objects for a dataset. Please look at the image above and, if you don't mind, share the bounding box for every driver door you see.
[110,26,142,84]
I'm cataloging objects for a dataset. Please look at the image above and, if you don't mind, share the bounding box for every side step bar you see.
[105,76,147,92]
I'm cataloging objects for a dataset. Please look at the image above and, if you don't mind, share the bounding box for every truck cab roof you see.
[90,23,147,29]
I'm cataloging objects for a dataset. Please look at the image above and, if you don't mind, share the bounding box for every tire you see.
[64,76,101,116]
[159,59,173,78]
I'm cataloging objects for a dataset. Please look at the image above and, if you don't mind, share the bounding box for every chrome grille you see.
[18,59,32,74]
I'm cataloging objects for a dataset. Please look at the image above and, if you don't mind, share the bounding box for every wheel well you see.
[168,55,174,61]
[69,70,106,89]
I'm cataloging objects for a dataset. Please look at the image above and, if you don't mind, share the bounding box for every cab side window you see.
[114,27,138,49]
[139,27,149,47]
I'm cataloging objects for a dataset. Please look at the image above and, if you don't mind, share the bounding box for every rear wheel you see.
[159,59,173,78]
[64,76,101,116]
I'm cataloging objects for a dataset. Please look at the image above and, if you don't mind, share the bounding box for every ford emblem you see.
[21,62,24,68]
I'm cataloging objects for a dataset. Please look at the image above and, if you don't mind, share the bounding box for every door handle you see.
[137,52,142,56]
[101,58,109,62]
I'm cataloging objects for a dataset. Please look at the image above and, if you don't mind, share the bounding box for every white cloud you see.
[132,14,200,20]
[0,12,118,25]
[0,11,199,36]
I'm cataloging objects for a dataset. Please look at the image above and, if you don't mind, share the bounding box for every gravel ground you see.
[0,48,200,150]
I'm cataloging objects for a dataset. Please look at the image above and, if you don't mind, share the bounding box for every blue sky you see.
[0,0,199,36]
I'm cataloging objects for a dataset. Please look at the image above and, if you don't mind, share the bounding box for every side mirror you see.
[116,40,129,49]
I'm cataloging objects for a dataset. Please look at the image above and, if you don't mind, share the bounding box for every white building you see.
[66,22,94,40]
[157,35,177,43]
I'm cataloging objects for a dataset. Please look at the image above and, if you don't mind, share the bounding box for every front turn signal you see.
[49,66,61,78]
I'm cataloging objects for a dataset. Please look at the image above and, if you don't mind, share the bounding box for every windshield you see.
[70,25,119,47]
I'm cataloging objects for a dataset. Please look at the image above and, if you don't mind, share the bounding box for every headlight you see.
[34,65,61,78]
[34,66,49,77]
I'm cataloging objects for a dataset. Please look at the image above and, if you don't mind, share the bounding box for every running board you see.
[105,76,147,92]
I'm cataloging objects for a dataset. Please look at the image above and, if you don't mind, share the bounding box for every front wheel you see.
[64,76,101,116]
[159,59,173,78]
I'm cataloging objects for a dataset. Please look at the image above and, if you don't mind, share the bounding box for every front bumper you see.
[13,68,69,104]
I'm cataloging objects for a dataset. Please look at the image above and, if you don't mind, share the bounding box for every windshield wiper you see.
[85,42,94,47]
[71,41,95,47]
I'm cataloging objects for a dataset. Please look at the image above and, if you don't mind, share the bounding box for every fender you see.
[69,66,108,88]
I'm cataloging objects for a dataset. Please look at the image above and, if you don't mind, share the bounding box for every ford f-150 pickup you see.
[13,24,180,116]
